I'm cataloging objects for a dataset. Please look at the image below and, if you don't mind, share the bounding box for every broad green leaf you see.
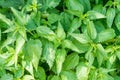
[63,39,80,53]
[22,75,34,80]
[87,21,97,40]
[36,26,56,41]
[94,21,105,33]
[115,13,120,31]
[68,18,81,33]
[42,41,55,68]
[61,70,78,80]
[0,73,13,80]
[106,8,115,28]
[51,75,61,80]
[15,34,25,55]
[85,47,94,65]
[96,29,115,42]
[63,53,79,70]
[15,34,25,67]
[26,15,37,30]
[56,22,66,40]
[24,39,42,70]
[96,44,106,66]
[46,0,61,8]
[66,10,82,17]
[70,33,89,44]
[66,0,84,12]
[76,62,89,80]
[55,49,66,75]
[22,61,34,76]
[73,39,90,53]
[14,66,24,78]
[48,13,61,24]
[0,0,24,8]
[87,11,106,20]
[93,5,106,15]
[34,67,46,80]
[60,12,73,31]
[79,0,91,12]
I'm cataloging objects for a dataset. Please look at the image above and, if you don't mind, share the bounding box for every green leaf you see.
[106,8,115,28]
[85,47,94,65]
[24,39,42,70]
[76,62,89,80]
[96,29,115,42]
[63,53,79,70]
[0,29,1,41]
[22,61,34,76]
[48,13,61,24]
[22,75,34,80]
[34,67,46,80]
[36,26,56,41]
[15,34,25,55]
[96,44,106,66]
[87,11,106,20]
[66,0,84,12]
[93,5,106,15]
[87,21,97,40]
[68,18,81,33]
[51,75,61,80]
[115,49,120,60]
[70,33,89,44]
[0,13,13,26]
[46,0,61,8]
[11,7,26,25]
[66,10,82,17]
[0,74,13,80]
[15,34,25,67]
[79,0,91,12]
[0,0,24,8]
[63,39,80,53]
[56,22,66,40]
[42,41,55,68]
[55,49,66,75]
[61,70,78,80]
[115,13,120,31]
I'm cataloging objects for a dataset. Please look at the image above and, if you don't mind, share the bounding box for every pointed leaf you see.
[42,41,55,68]
[70,33,89,44]
[56,22,66,40]
[87,11,106,20]
[63,53,79,70]
[76,62,89,80]
[61,71,78,80]
[63,39,80,53]
[96,29,115,42]
[55,49,66,75]
[36,26,56,41]
[68,18,81,33]
[25,39,42,70]
[115,13,120,31]
[106,8,115,27]
[66,0,84,12]
[87,21,97,40]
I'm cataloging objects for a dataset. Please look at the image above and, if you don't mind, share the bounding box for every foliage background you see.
[0,0,120,80]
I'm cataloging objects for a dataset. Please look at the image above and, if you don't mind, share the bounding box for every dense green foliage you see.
[0,0,120,80]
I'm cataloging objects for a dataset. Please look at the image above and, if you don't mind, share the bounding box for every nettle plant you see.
[0,0,120,80]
